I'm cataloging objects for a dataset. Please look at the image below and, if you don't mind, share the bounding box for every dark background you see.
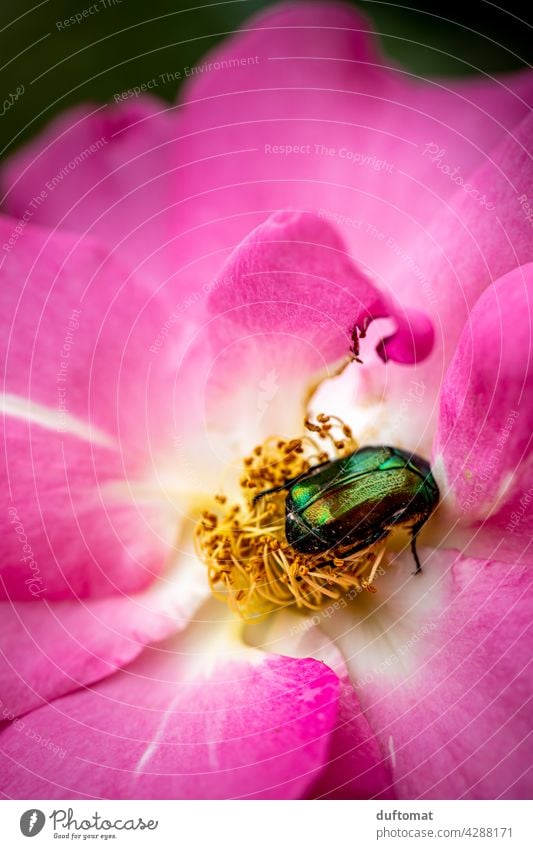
[1,0,532,158]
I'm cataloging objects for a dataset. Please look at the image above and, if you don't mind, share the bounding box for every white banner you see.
[1,800,531,848]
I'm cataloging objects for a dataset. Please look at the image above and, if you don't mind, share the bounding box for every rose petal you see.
[0,217,184,598]
[0,215,183,451]
[320,547,533,799]
[314,115,533,467]
[173,211,433,471]
[0,552,208,720]
[433,263,533,562]
[394,112,533,357]
[0,612,339,799]
[1,98,178,283]
[309,348,438,462]
[208,210,433,364]
[171,2,533,295]
[1,420,177,600]
[244,609,393,799]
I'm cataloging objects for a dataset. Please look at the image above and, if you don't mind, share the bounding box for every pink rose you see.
[0,3,531,799]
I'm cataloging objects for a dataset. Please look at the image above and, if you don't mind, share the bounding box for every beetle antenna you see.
[252,482,289,505]
[252,461,333,505]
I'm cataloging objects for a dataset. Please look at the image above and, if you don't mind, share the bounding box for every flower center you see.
[195,415,387,620]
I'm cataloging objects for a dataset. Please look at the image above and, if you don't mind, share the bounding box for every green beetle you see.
[254,445,439,572]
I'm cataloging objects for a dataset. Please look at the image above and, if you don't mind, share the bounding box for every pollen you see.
[195,415,387,620]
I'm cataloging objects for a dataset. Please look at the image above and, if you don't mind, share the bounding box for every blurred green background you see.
[1,0,531,158]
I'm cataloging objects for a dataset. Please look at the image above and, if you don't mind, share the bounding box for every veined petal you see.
[0,552,208,719]
[433,264,533,562]
[245,609,393,799]
[2,4,531,308]
[170,2,533,296]
[208,211,433,365]
[309,332,438,461]
[174,211,433,472]
[394,111,533,357]
[1,420,176,599]
[320,548,533,799]
[0,217,185,598]
[0,609,339,799]
[0,215,181,450]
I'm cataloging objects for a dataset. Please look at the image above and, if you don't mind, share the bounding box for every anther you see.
[196,412,386,618]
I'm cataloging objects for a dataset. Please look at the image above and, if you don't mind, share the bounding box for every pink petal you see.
[208,210,433,365]
[173,211,433,466]
[0,556,207,719]
[395,112,533,358]
[310,674,392,799]
[0,217,182,598]
[322,548,533,799]
[434,264,533,561]
[1,98,178,283]
[309,110,533,471]
[0,622,339,799]
[309,346,438,463]
[1,420,176,599]
[170,2,533,294]
[247,610,392,799]
[0,215,181,452]
[323,114,533,472]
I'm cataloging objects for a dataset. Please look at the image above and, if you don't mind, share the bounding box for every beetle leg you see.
[410,521,425,574]
[321,528,388,564]
[411,536,422,574]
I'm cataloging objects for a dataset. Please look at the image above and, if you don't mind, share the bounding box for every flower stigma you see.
[195,415,387,620]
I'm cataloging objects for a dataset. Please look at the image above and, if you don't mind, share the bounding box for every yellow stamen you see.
[195,415,387,619]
